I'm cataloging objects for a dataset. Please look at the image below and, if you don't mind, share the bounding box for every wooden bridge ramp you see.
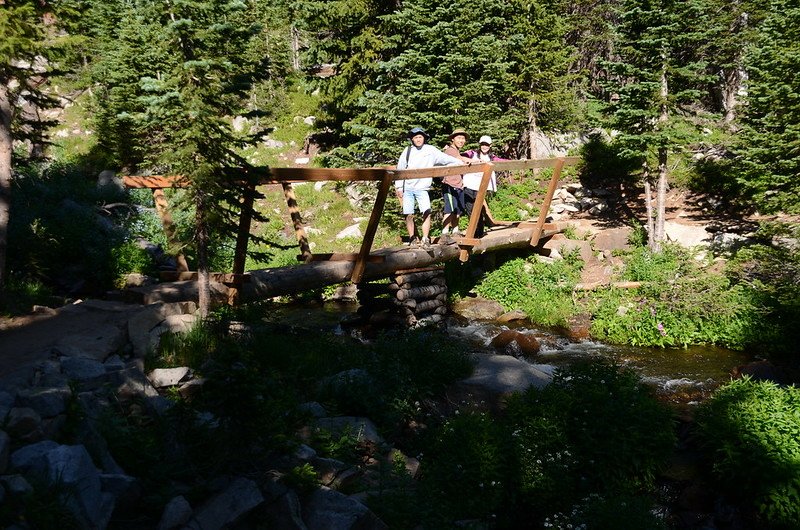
[123,157,579,303]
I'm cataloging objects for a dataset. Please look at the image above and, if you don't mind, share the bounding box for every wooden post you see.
[282,182,311,262]
[529,157,565,248]
[351,170,393,284]
[232,184,255,278]
[152,188,189,272]
[460,163,493,262]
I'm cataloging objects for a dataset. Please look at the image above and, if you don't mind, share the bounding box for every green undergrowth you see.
[472,240,778,350]
[373,361,675,529]
[696,378,800,529]
[474,252,583,327]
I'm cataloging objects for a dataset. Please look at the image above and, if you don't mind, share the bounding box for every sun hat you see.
[407,127,430,140]
[478,135,493,145]
[448,128,469,140]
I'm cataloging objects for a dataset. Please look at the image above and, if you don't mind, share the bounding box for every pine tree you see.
[604,0,710,251]
[321,0,579,165]
[87,0,275,315]
[736,0,800,213]
[0,0,74,302]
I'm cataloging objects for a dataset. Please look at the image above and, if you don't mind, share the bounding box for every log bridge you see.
[122,157,579,303]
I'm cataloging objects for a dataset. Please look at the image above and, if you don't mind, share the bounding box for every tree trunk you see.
[196,196,210,318]
[722,12,749,125]
[654,147,667,252]
[527,92,537,160]
[653,53,669,252]
[0,82,13,303]
[643,164,655,251]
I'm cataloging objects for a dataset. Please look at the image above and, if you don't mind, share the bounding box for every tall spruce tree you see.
[323,0,578,165]
[0,0,73,302]
[88,0,274,315]
[293,0,396,148]
[736,0,800,213]
[604,0,709,251]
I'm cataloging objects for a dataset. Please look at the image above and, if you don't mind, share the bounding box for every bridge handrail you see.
[122,156,579,286]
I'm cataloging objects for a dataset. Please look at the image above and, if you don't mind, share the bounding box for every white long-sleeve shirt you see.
[395,144,462,192]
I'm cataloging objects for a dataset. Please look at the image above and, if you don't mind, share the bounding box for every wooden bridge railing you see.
[123,156,579,289]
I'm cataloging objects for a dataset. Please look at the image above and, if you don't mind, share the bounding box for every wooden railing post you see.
[459,163,493,262]
[529,157,565,247]
[232,184,256,278]
[282,182,311,262]
[152,188,189,272]
[351,170,394,284]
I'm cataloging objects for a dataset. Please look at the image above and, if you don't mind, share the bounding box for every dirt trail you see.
[0,300,142,387]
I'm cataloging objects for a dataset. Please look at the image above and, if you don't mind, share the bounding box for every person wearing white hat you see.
[461,135,507,237]
[395,127,463,248]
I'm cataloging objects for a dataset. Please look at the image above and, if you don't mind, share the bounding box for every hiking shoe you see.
[452,227,461,236]
[420,236,432,249]
[407,237,420,247]
[439,233,453,244]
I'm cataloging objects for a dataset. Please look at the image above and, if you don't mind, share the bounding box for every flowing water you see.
[262,302,752,407]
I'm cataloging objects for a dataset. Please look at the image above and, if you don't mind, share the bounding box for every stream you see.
[262,301,752,408]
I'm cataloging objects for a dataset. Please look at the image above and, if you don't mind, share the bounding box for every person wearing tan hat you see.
[440,129,475,239]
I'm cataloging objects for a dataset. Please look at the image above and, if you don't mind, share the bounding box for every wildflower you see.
[657,322,666,336]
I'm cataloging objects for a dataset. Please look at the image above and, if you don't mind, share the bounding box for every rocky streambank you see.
[0,299,553,529]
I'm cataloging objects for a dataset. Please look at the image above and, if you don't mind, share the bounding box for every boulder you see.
[496,310,528,324]
[6,407,43,441]
[314,417,384,446]
[157,495,193,530]
[15,385,71,418]
[302,488,387,530]
[461,353,553,396]
[0,430,10,473]
[490,330,540,357]
[451,297,505,321]
[147,367,190,388]
[186,477,264,530]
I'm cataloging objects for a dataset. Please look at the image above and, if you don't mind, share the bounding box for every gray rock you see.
[314,417,383,446]
[298,402,327,419]
[0,474,33,496]
[113,367,159,401]
[97,169,123,191]
[461,353,553,395]
[100,473,140,510]
[157,495,193,530]
[451,297,505,321]
[0,390,14,423]
[147,367,190,388]
[0,430,10,473]
[60,356,108,389]
[54,322,127,362]
[302,488,387,530]
[7,407,43,441]
[104,355,126,372]
[16,385,71,418]
[45,444,114,529]
[128,302,195,357]
[295,444,317,461]
[267,488,307,529]
[336,224,362,240]
[186,477,264,530]
[10,440,59,476]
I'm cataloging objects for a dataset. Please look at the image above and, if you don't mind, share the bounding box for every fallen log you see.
[394,269,445,285]
[241,225,569,302]
[414,298,446,314]
[396,284,447,301]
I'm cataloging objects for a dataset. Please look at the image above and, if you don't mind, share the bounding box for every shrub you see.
[696,378,800,529]
[504,362,675,525]
[417,412,511,526]
[475,256,582,327]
